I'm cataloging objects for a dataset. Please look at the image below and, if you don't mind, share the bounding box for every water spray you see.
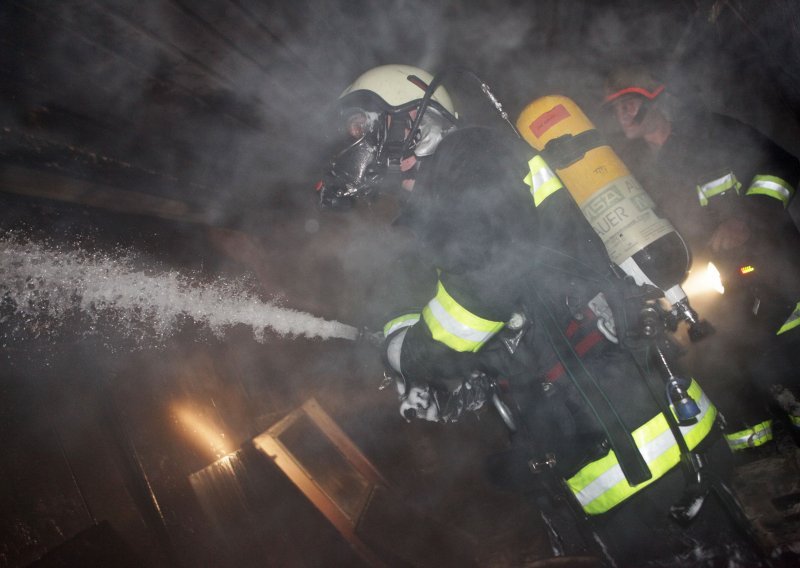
[0,235,359,347]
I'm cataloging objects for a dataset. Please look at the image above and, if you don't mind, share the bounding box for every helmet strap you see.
[402,70,452,159]
[381,112,413,169]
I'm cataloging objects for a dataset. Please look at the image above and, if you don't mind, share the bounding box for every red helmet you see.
[603,66,665,105]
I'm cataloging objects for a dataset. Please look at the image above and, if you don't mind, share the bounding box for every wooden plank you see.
[0,165,209,224]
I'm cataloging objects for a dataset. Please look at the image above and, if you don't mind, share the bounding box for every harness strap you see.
[533,289,653,486]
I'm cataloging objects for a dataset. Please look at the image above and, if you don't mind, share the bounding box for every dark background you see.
[1,1,800,566]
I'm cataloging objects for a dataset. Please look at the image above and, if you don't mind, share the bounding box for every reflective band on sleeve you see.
[566,379,716,515]
[724,420,773,451]
[746,175,795,208]
[696,172,741,206]
[383,313,421,337]
[421,281,504,352]
[523,155,564,207]
[791,415,800,429]
[777,302,800,335]
[386,327,409,375]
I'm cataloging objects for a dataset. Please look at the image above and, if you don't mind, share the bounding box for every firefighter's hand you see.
[709,218,751,252]
[399,386,440,422]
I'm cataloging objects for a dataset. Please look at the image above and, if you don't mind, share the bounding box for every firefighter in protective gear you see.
[317,64,764,566]
[603,64,800,453]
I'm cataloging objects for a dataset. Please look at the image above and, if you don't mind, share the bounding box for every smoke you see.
[4,2,800,565]
[0,234,358,348]
[7,0,798,221]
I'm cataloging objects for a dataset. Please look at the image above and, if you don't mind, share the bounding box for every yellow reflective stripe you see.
[790,415,800,428]
[696,172,741,206]
[421,281,504,352]
[383,313,420,337]
[746,175,795,208]
[523,155,563,207]
[567,379,716,515]
[725,420,773,451]
[567,414,678,515]
[678,380,718,449]
[777,302,800,335]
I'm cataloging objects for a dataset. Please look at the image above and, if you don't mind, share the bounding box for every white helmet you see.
[316,65,458,209]
[339,64,458,120]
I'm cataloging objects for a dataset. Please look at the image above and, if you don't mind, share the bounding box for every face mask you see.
[317,109,392,209]
[315,106,454,210]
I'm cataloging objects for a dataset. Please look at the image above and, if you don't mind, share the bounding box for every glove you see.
[399,373,491,423]
[442,372,490,419]
[399,386,440,422]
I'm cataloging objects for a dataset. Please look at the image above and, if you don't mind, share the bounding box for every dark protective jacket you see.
[616,109,800,332]
[611,109,800,444]
[381,126,721,520]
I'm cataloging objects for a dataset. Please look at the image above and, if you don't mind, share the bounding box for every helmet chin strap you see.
[403,71,451,160]
[380,112,413,170]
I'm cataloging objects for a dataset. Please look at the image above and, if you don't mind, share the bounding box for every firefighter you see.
[602,65,800,454]
[316,64,765,566]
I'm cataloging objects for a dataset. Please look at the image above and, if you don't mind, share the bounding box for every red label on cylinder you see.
[529,104,570,138]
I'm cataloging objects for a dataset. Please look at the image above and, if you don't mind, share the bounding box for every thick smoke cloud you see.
[3,1,800,566]
[5,1,798,217]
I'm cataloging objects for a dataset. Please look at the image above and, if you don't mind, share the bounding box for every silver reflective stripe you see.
[746,175,794,208]
[384,314,420,337]
[725,420,773,451]
[571,387,714,511]
[386,327,409,375]
[696,172,741,206]
[575,426,676,507]
[426,298,498,345]
[523,155,563,207]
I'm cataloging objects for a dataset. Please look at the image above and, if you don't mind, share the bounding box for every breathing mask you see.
[314,64,459,210]
[317,108,414,210]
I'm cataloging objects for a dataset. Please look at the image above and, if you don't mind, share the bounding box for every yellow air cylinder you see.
[516,95,689,298]
[517,96,631,206]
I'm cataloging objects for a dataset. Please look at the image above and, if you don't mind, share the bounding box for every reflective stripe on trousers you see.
[566,379,717,515]
[778,302,800,335]
[724,420,773,451]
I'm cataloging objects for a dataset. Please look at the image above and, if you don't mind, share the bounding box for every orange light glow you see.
[172,402,235,460]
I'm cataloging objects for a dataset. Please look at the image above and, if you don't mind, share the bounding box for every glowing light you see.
[172,402,235,460]
[739,265,755,275]
[706,262,725,295]
[680,262,725,297]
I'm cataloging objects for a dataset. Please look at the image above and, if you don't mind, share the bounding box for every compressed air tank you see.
[516,95,690,305]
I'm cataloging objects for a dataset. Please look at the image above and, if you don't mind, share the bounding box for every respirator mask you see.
[316,108,410,210]
[316,108,455,210]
